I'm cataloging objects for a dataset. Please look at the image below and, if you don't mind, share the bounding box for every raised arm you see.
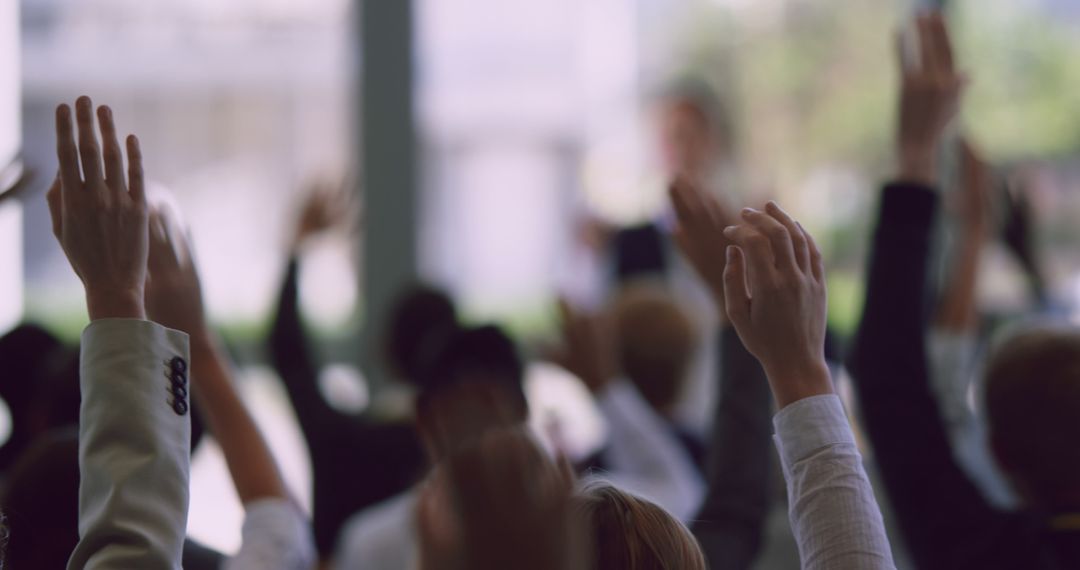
[268,180,353,435]
[48,96,190,570]
[719,201,895,569]
[554,301,704,521]
[144,207,316,569]
[848,13,1014,569]
[927,139,1017,507]
[670,179,773,570]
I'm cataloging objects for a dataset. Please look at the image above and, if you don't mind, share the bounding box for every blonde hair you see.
[575,482,706,570]
[612,286,699,416]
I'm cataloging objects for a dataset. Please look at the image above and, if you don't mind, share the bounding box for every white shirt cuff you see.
[773,394,853,466]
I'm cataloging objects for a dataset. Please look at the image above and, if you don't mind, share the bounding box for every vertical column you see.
[357,0,418,378]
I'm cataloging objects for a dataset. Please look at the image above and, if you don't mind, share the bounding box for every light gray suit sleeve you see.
[68,319,191,570]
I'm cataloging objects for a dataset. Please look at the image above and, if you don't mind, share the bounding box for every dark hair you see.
[415,325,528,415]
[383,284,459,385]
[0,324,72,471]
[985,325,1080,505]
[0,324,64,412]
[0,428,81,569]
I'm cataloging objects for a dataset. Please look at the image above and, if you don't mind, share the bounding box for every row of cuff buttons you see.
[166,356,189,416]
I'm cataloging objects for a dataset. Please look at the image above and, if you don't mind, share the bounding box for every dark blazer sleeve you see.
[692,327,773,570]
[848,183,1025,569]
[268,258,354,448]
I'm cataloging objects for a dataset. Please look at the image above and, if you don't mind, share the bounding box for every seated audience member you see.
[269,185,433,557]
[0,324,73,472]
[671,178,896,569]
[554,299,706,521]
[609,285,706,469]
[333,323,530,570]
[849,12,1080,570]
[416,427,706,570]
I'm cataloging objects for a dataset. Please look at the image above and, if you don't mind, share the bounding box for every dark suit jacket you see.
[848,182,1080,569]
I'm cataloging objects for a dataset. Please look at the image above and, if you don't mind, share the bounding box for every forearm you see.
[191,335,289,505]
[269,258,342,436]
[775,395,895,570]
[934,233,982,332]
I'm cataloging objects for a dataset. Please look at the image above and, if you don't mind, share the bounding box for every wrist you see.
[86,287,146,321]
[898,148,937,187]
[763,358,833,409]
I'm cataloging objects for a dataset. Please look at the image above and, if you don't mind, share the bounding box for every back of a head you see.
[612,286,699,416]
[985,324,1080,507]
[383,284,458,386]
[0,324,63,412]
[0,429,80,569]
[416,325,527,414]
[575,483,706,570]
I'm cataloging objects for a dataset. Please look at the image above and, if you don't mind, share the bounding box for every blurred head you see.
[0,324,77,469]
[0,324,63,416]
[0,429,80,569]
[985,324,1080,509]
[575,482,706,570]
[656,79,732,179]
[612,286,699,418]
[383,284,458,385]
[417,429,704,570]
[414,325,528,460]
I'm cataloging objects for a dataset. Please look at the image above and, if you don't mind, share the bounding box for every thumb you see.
[723,246,751,329]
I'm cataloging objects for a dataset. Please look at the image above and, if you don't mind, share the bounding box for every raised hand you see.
[722,202,831,408]
[291,176,353,251]
[897,12,968,186]
[47,96,148,321]
[145,205,208,339]
[669,176,736,321]
[552,298,617,394]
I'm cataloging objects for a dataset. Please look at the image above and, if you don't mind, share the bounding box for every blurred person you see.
[607,79,737,284]
[332,323,528,570]
[337,310,707,569]
[0,323,71,471]
[268,183,437,558]
[553,298,705,521]
[672,179,896,569]
[849,12,1080,569]
[415,426,707,570]
[609,285,706,469]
